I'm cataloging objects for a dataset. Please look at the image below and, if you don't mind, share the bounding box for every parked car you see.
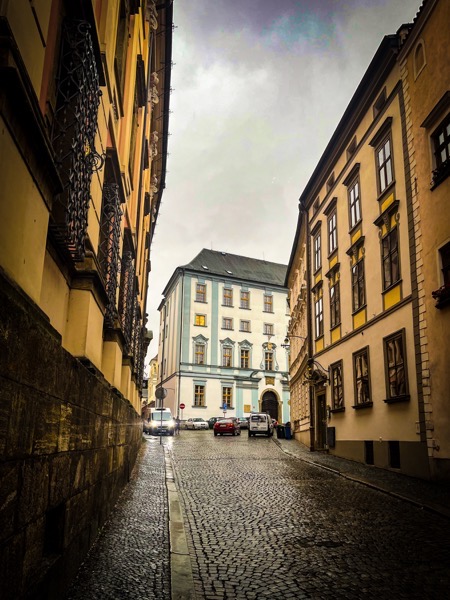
[248,413,274,437]
[237,417,249,429]
[213,418,241,436]
[207,416,222,429]
[185,418,209,430]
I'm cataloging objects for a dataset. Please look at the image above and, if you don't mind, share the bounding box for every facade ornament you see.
[146,1,158,30]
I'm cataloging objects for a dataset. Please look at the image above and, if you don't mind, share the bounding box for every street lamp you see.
[281,333,307,349]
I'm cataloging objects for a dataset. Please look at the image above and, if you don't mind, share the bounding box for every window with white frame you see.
[263,294,273,312]
[223,286,233,307]
[240,320,251,332]
[263,323,274,336]
[196,283,206,302]
[222,317,233,330]
[240,348,249,369]
[240,290,250,309]
[314,295,323,338]
[328,211,337,254]
[314,231,321,272]
[264,351,273,371]
[222,386,233,409]
[376,136,394,194]
[222,346,232,367]
[194,314,206,326]
[348,179,361,229]
[194,343,205,365]
[194,384,205,407]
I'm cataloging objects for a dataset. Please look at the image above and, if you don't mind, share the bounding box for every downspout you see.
[301,199,315,452]
[176,269,185,420]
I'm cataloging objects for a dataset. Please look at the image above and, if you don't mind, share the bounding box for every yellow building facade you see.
[397,0,450,479]
[0,1,172,597]
[286,5,450,479]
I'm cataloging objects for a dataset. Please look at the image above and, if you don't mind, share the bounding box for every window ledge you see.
[383,395,410,404]
[195,300,208,303]
[192,405,207,409]
[352,402,373,410]
[263,310,274,314]
[330,407,345,414]
[240,307,251,310]
[221,328,234,331]
[222,304,234,308]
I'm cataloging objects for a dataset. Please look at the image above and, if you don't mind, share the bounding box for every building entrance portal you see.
[261,391,279,421]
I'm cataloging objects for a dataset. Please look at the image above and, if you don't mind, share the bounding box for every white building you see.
[157,249,290,423]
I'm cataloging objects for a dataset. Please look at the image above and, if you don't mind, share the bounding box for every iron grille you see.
[51,19,103,262]
[99,183,122,328]
[118,251,135,348]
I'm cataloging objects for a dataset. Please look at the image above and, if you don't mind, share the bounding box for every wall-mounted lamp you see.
[281,333,307,349]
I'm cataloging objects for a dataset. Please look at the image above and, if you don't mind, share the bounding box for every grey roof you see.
[181,249,288,288]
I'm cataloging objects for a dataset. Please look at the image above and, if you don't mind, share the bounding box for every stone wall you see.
[0,268,142,599]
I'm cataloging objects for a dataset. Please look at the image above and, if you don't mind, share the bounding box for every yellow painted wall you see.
[0,117,49,304]
[102,341,123,390]
[64,289,104,370]
[40,251,70,336]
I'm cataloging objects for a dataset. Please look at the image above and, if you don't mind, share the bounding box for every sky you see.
[145,0,421,361]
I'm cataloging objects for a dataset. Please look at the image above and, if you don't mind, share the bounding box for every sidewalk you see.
[273,436,450,519]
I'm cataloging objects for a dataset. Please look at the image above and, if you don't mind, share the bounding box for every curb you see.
[272,438,450,520]
[164,448,197,600]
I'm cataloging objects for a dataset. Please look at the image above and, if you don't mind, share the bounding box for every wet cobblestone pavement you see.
[170,431,450,600]
[65,437,170,600]
[64,431,450,600]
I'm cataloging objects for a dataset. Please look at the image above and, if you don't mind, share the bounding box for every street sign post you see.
[222,403,227,417]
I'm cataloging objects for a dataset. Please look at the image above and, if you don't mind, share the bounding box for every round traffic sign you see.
[179,403,185,410]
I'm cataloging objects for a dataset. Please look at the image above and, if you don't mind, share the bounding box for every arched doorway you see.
[261,390,279,421]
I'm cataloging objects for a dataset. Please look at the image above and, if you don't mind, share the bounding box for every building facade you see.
[158,249,291,423]
[287,18,432,479]
[0,1,172,597]
[397,0,450,479]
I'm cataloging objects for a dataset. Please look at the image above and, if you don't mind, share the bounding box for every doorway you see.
[316,393,327,450]
[261,391,279,421]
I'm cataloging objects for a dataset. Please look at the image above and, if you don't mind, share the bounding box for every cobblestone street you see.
[171,431,450,600]
[65,431,450,600]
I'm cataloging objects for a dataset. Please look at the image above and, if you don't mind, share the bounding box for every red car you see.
[213,418,241,436]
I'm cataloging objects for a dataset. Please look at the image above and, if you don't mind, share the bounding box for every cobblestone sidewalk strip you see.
[273,437,450,519]
[66,437,171,600]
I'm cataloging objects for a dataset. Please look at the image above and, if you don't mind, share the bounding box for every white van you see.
[147,407,175,436]
[248,413,274,437]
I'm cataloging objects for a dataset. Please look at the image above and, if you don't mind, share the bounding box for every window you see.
[222,346,232,367]
[222,317,233,330]
[431,114,450,187]
[240,320,251,332]
[194,314,206,326]
[348,180,361,229]
[222,387,233,409]
[223,287,233,307]
[263,323,274,336]
[384,331,408,400]
[328,211,337,254]
[194,343,205,365]
[330,281,340,329]
[414,41,426,79]
[440,242,450,286]
[240,349,249,369]
[376,136,393,193]
[194,385,205,407]
[240,290,250,309]
[353,349,371,405]
[314,295,323,338]
[382,228,399,289]
[263,294,273,312]
[265,351,273,371]
[196,283,206,302]
[314,232,321,271]
[351,258,365,312]
[331,362,344,410]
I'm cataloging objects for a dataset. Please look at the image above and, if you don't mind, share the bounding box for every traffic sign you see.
[179,403,185,410]
[155,387,167,400]
[222,403,228,411]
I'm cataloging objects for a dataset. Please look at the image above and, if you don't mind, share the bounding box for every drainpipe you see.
[176,269,185,420]
[301,199,315,452]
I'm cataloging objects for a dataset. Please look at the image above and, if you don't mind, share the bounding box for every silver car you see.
[185,418,209,430]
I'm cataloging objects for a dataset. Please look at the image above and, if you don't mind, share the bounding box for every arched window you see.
[414,41,426,79]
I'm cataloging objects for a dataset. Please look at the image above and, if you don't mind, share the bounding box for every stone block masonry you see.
[0,268,142,600]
